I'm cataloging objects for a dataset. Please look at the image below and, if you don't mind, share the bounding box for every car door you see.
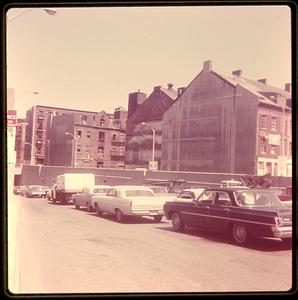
[186,190,216,228]
[102,188,117,213]
[208,191,232,231]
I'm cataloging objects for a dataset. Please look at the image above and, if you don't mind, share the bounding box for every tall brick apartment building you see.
[162,60,292,176]
[23,105,127,167]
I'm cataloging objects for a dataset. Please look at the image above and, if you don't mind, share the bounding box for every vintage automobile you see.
[278,186,292,202]
[164,187,292,245]
[73,185,111,211]
[174,188,205,202]
[92,185,166,222]
[13,185,26,195]
[26,185,48,198]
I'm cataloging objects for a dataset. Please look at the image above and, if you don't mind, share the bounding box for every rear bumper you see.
[131,209,164,216]
[271,226,292,238]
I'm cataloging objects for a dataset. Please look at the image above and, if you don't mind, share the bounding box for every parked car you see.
[73,185,111,211]
[174,188,205,202]
[13,185,26,195]
[278,186,292,202]
[92,185,166,223]
[26,185,48,198]
[164,187,292,245]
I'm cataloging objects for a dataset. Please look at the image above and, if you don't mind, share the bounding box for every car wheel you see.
[153,215,163,223]
[232,223,248,245]
[87,204,94,212]
[172,212,184,231]
[95,205,102,216]
[115,209,125,223]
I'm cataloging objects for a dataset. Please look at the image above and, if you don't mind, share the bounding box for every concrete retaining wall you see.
[14,164,292,188]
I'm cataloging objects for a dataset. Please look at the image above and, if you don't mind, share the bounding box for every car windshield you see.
[125,190,155,197]
[234,190,283,207]
[93,188,110,194]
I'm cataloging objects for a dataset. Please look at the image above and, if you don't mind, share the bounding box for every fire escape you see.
[34,112,47,164]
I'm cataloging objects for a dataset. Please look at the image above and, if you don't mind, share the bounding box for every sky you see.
[6,5,292,118]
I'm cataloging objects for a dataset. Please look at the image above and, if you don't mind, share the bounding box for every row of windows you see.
[259,139,292,156]
[76,130,125,141]
[260,115,291,133]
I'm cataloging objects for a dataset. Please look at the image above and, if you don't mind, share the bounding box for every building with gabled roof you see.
[161,60,292,176]
[125,84,178,168]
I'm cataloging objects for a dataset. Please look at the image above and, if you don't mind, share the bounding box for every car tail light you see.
[275,217,283,227]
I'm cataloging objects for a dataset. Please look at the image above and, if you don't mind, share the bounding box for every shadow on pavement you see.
[156,226,293,252]
[84,210,167,225]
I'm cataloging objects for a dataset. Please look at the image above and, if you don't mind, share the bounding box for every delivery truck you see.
[51,173,95,204]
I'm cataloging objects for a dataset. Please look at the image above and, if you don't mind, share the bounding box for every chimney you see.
[258,79,267,85]
[203,60,212,71]
[167,83,174,89]
[232,70,242,77]
[284,83,292,93]
[127,91,146,118]
[177,87,185,97]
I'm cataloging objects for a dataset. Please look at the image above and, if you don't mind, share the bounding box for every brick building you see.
[161,60,292,176]
[23,105,127,167]
[15,118,27,164]
[125,84,178,169]
[49,108,127,168]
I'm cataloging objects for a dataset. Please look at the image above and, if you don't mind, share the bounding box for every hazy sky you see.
[6,5,291,118]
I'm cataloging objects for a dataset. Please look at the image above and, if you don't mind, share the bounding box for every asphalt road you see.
[8,194,293,294]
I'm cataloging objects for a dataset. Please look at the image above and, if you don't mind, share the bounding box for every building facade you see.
[161,60,292,176]
[49,108,127,168]
[15,118,27,165]
[125,84,178,169]
[23,105,127,167]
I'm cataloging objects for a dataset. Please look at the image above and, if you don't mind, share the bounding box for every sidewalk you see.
[7,191,21,294]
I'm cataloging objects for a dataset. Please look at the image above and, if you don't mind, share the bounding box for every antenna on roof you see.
[167,83,173,89]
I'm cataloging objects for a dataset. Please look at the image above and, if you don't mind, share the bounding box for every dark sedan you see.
[164,187,292,245]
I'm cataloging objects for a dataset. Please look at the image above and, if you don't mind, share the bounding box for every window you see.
[260,138,266,154]
[107,189,117,197]
[258,162,265,175]
[86,131,91,138]
[178,191,194,200]
[270,145,277,155]
[77,130,82,139]
[100,118,105,127]
[271,117,277,131]
[81,115,87,124]
[197,191,216,204]
[260,115,266,129]
[112,134,117,141]
[215,192,231,206]
[98,131,105,141]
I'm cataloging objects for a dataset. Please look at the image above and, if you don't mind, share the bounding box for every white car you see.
[73,185,111,212]
[92,185,166,223]
[174,188,205,202]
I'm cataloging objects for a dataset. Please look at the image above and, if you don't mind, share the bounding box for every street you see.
[8,194,292,294]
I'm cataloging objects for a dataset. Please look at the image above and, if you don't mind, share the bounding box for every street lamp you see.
[65,132,77,167]
[7,8,57,21]
[141,122,156,162]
